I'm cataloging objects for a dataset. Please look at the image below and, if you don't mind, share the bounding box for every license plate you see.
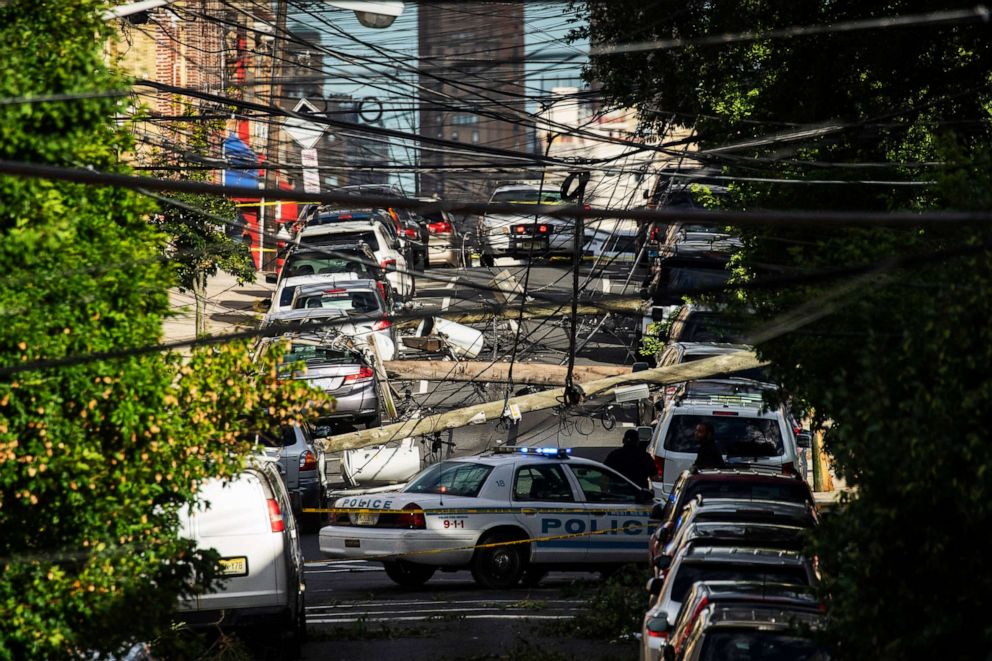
[351,513,379,526]
[218,556,248,577]
[345,539,361,548]
[516,241,542,251]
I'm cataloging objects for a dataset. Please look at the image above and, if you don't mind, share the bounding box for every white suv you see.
[297,220,414,299]
[648,380,806,498]
[478,184,581,262]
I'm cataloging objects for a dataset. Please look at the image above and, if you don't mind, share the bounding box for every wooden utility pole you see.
[382,360,631,385]
[318,350,766,453]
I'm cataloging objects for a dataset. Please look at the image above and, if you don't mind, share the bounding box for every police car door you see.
[510,462,586,564]
[564,463,653,563]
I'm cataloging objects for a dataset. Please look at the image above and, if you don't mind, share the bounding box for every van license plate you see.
[219,556,248,577]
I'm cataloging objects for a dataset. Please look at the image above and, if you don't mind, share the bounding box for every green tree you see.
[576,1,992,657]
[140,104,254,337]
[0,2,327,657]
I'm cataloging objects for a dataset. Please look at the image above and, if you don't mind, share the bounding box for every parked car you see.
[666,305,747,344]
[273,241,389,290]
[643,546,817,654]
[653,499,819,573]
[265,272,363,320]
[319,446,656,589]
[176,457,306,652]
[642,580,820,661]
[667,603,828,661]
[648,384,807,497]
[251,423,322,532]
[263,333,381,431]
[649,467,815,562]
[296,220,414,299]
[478,184,591,263]
[335,186,429,271]
[420,208,462,267]
[655,343,772,401]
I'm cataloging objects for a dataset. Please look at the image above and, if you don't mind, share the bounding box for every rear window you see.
[283,344,358,366]
[684,481,810,505]
[663,414,784,456]
[694,508,815,528]
[681,354,770,382]
[284,253,374,279]
[294,290,383,314]
[671,564,810,602]
[253,426,298,448]
[700,631,829,661]
[303,231,379,251]
[405,461,493,498]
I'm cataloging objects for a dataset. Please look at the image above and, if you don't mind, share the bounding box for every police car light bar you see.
[492,447,572,458]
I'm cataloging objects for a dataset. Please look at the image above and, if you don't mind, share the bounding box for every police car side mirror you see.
[265,273,278,284]
[797,431,812,448]
[654,555,672,572]
[650,504,665,520]
[636,488,654,504]
[647,576,664,597]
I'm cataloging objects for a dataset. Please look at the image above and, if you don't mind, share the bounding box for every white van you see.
[177,459,306,652]
[648,380,807,498]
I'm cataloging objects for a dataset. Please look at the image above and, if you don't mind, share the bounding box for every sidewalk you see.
[162,271,273,345]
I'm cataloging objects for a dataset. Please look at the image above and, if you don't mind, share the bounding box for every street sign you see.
[283,98,325,149]
[301,147,320,193]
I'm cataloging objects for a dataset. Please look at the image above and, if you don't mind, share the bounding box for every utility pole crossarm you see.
[317,350,767,454]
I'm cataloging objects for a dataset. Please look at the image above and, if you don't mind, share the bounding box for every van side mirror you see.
[654,555,672,572]
[796,431,812,449]
[647,576,664,597]
[265,273,278,284]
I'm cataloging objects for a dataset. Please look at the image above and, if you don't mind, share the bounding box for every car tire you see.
[383,560,436,588]
[480,253,495,267]
[364,412,381,429]
[471,533,526,589]
[520,567,547,588]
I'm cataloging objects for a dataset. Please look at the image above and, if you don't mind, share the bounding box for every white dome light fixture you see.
[325,1,405,29]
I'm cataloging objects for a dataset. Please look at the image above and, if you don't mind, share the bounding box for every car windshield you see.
[664,414,784,456]
[684,481,811,505]
[681,312,745,343]
[293,290,383,314]
[284,254,374,278]
[671,565,810,602]
[700,631,829,661]
[405,461,493,497]
[491,189,563,204]
[283,344,357,366]
[303,231,380,251]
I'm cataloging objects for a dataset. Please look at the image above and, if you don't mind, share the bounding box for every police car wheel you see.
[382,560,436,588]
[471,534,526,589]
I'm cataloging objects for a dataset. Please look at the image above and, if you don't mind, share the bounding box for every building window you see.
[452,113,478,125]
[472,130,480,143]
[451,130,459,141]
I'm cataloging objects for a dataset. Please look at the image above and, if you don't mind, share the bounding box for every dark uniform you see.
[605,443,659,488]
[693,437,726,470]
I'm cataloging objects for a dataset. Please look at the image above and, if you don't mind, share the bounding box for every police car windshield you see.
[664,415,784,456]
[699,631,828,661]
[405,461,493,497]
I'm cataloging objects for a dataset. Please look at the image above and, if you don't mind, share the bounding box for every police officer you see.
[693,422,726,469]
[605,429,658,488]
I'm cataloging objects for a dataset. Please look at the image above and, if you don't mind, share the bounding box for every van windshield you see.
[664,414,784,456]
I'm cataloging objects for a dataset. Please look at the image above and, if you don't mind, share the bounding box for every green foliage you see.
[0,3,328,658]
[580,1,992,657]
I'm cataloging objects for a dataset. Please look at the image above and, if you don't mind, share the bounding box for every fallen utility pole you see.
[318,350,766,453]
[395,298,644,330]
[382,360,631,385]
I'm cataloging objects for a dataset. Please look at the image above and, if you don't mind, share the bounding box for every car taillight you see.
[782,461,797,475]
[582,204,591,212]
[267,498,285,533]
[344,366,375,383]
[654,455,665,475]
[380,258,396,270]
[515,225,525,234]
[377,281,388,300]
[299,450,318,472]
[403,227,418,239]
[399,503,426,529]
[373,319,392,331]
[428,220,452,234]
[538,224,548,233]
[712,410,738,416]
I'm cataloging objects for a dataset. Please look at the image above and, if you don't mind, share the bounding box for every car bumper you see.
[428,242,460,266]
[319,526,477,566]
[323,382,378,418]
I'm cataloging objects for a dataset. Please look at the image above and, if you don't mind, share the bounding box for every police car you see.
[318,447,658,589]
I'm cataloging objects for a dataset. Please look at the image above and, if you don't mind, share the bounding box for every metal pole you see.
[260,0,288,273]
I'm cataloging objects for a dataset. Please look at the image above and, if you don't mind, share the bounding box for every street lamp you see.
[325,1,405,28]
